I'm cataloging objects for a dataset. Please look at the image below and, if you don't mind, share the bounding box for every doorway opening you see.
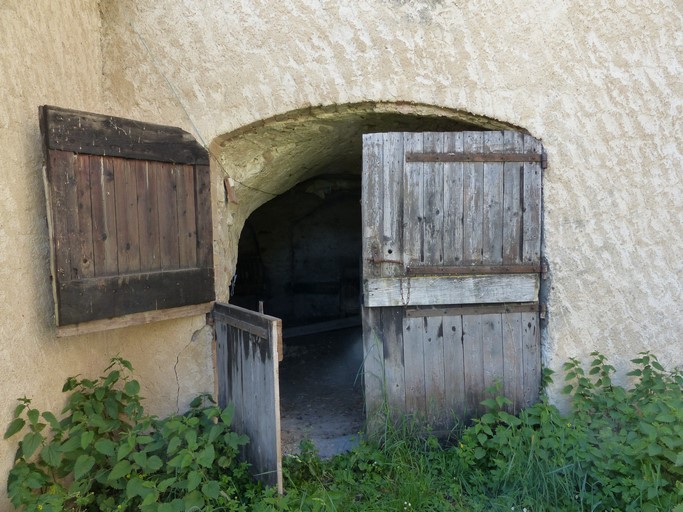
[219,103,522,456]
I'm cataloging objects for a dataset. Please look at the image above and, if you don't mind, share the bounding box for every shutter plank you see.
[75,154,94,279]
[194,164,213,269]
[404,132,424,266]
[443,315,466,420]
[423,133,445,266]
[463,132,484,264]
[48,150,75,284]
[177,164,197,268]
[114,158,141,274]
[443,132,464,266]
[58,268,214,324]
[90,156,119,276]
[502,132,524,264]
[136,160,161,272]
[158,163,180,270]
[482,132,504,264]
[381,133,403,277]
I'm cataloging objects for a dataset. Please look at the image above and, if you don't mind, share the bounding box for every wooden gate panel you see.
[213,303,282,493]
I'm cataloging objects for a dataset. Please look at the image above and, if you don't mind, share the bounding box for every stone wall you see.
[1,0,681,507]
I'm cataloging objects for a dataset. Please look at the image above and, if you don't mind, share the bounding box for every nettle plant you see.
[4,358,253,512]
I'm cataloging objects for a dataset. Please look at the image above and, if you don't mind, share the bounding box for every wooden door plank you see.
[403,132,425,267]
[114,158,141,274]
[362,306,384,429]
[48,150,77,284]
[403,316,426,417]
[423,133,445,267]
[90,155,118,276]
[423,315,446,427]
[443,315,466,420]
[522,311,541,407]
[382,307,406,419]
[362,134,383,279]
[482,132,504,265]
[364,274,540,307]
[216,322,229,409]
[522,135,542,263]
[462,315,485,418]
[157,163,180,270]
[482,313,504,397]
[176,164,197,268]
[136,160,161,272]
[502,312,523,411]
[502,132,523,264]
[443,132,464,266]
[463,132,484,264]
[74,154,95,279]
[381,132,403,277]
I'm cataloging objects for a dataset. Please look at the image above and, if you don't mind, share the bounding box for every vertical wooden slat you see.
[216,322,228,409]
[403,316,426,417]
[49,150,75,284]
[90,156,118,276]
[502,312,524,411]
[443,132,464,266]
[423,315,446,427]
[403,132,424,267]
[383,307,406,419]
[74,154,94,279]
[502,132,524,264]
[382,133,403,278]
[176,164,197,268]
[522,135,542,263]
[114,158,140,274]
[157,163,180,270]
[482,313,504,397]
[362,307,384,427]
[443,315,466,420]
[423,133,444,266]
[136,160,161,272]
[462,315,484,418]
[362,134,383,280]
[463,132,484,264]
[522,312,541,407]
[194,164,213,269]
[482,132,504,265]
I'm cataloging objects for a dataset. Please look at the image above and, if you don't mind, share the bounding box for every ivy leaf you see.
[94,438,116,456]
[21,432,44,458]
[197,444,215,468]
[42,411,60,430]
[4,418,25,439]
[187,470,202,491]
[13,403,27,419]
[220,405,235,426]
[74,454,96,480]
[81,430,95,449]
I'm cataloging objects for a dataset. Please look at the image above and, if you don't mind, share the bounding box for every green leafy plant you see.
[5,358,253,512]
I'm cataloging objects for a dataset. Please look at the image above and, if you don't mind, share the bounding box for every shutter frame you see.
[40,105,215,329]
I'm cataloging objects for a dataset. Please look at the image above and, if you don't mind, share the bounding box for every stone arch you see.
[210,101,523,299]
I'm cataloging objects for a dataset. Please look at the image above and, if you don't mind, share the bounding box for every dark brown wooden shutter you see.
[40,106,214,328]
[362,131,544,431]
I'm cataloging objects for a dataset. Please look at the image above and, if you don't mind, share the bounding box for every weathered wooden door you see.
[213,303,283,493]
[362,131,544,432]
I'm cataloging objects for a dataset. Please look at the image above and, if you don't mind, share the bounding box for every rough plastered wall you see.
[0,2,214,507]
[101,0,682,391]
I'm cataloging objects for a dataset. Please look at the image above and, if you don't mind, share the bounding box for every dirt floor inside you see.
[279,326,364,457]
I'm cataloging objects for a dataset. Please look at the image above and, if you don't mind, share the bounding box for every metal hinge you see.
[541,151,548,170]
[541,258,550,279]
[540,303,547,320]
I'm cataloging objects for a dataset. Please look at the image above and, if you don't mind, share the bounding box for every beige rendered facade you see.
[1,0,681,506]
